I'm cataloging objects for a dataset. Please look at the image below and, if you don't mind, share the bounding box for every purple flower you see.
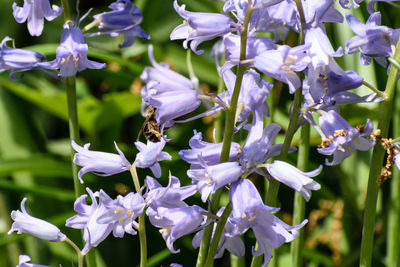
[187,160,243,202]
[264,161,321,201]
[229,179,306,266]
[303,0,343,28]
[144,175,197,211]
[40,23,105,76]
[241,109,288,169]
[254,44,310,93]
[9,198,66,242]
[148,205,206,253]
[394,145,400,172]
[0,37,45,80]
[317,110,375,165]
[88,0,149,48]
[339,0,363,9]
[192,207,245,258]
[16,255,52,267]
[345,12,399,66]
[179,130,241,167]
[97,191,145,237]
[66,188,113,254]
[223,69,272,122]
[134,138,171,178]
[72,141,131,183]
[13,0,62,36]
[170,0,236,54]
[222,33,275,71]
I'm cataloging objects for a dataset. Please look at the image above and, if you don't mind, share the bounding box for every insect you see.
[137,106,162,143]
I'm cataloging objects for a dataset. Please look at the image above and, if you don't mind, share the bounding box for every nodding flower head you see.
[40,22,105,77]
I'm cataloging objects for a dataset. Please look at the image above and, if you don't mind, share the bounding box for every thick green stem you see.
[130,165,147,267]
[386,77,400,266]
[66,77,84,197]
[359,36,400,267]
[196,4,254,267]
[386,80,400,267]
[290,123,310,267]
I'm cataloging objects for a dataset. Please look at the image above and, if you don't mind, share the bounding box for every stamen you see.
[248,215,256,222]
[114,207,124,214]
[205,179,213,184]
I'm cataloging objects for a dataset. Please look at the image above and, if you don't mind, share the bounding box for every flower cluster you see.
[6,0,400,266]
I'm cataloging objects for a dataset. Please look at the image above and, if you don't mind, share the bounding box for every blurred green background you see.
[0,0,399,266]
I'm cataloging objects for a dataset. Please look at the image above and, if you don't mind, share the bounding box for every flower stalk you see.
[195,2,254,267]
[64,237,84,267]
[359,35,400,267]
[130,165,147,267]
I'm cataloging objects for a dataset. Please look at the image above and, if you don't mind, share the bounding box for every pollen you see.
[205,179,213,184]
[241,213,246,219]
[60,58,66,64]
[204,173,209,178]
[126,210,133,218]
[155,215,161,220]
[334,129,348,137]
[114,207,124,214]
[248,215,257,222]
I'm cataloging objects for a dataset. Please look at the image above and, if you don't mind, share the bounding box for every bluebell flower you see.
[241,109,290,169]
[254,44,310,93]
[144,175,197,211]
[317,110,375,165]
[40,23,105,76]
[229,179,306,266]
[192,207,245,258]
[170,0,237,54]
[148,205,206,253]
[187,160,243,202]
[302,0,343,28]
[87,0,149,48]
[13,0,62,36]
[72,141,131,183]
[134,137,171,178]
[0,37,46,80]
[179,130,241,167]
[222,33,275,72]
[345,12,400,66]
[394,145,400,172]
[9,198,66,242]
[17,255,52,267]
[66,188,113,254]
[97,191,145,237]
[264,161,321,201]
[367,0,397,14]
[222,69,272,123]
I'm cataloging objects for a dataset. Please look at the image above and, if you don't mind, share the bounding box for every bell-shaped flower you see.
[229,179,306,267]
[241,109,294,169]
[87,0,149,48]
[221,33,275,71]
[134,137,171,178]
[187,159,243,202]
[40,22,105,76]
[97,191,145,237]
[72,141,131,183]
[302,0,343,28]
[8,198,66,242]
[66,188,113,254]
[148,205,207,253]
[192,207,245,259]
[339,0,363,9]
[179,130,241,167]
[254,44,310,93]
[13,0,62,36]
[345,12,400,66]
[223,69,272,123]
[170,0,236,54]
[316,110,375,165]
[144,175,197,211]
[16,255,52,267]
[263,161,321,201]
[0,37,46,80]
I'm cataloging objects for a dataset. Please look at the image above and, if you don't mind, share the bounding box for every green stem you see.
[290,123,310,267]
[361,81,387,99]
[61,0,72,22]
[130,165,147,267]
[386,81,400,266]
[359,36,400,267]
[64,237,84,267]
[66,77,84,197]
[196,4,254,267]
